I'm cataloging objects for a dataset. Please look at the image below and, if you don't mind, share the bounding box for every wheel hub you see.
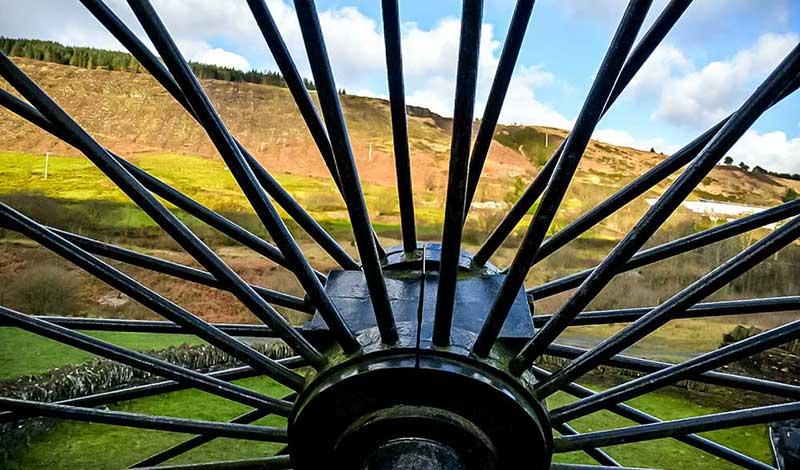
[289,345,552,469]
[294,245,549,469]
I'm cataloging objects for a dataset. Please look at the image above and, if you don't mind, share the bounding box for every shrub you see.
[783,187,799,203]
[306,192,345,212]
[9,266,79,315]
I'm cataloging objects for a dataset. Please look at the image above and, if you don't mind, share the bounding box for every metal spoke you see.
[512,42,800,373]
[380,0,417,252]
[80,0,358,271]
[534,296,800,328]
[544,342,800,400]
[554,422,621,467]
[245,0,342,190]
[531,76,800,268]
[0,397,287,442]
[0,52,330,368]
[2,223,310,313]
[0,306,292,414]
[551,465,653,470]
[131,393,296,468]
[553,316,800,423]
[294,0,398,344]
[472,0,652,356]
[124,0,360,358]
[432,0,484,346]
[463,0,536,214]
[0,88,317,279]
[472,0,691,267]
[529,199,800,299]
[0,359,304,425]
[1,317,283,338]
[554,402,800,453]
[0,202,304,389]
[245,0,386,259]
[135,455,292,470]
[532,366,773,470]
[534,214,800,397]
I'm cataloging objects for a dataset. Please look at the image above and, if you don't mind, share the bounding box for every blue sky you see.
[2,0,799,173]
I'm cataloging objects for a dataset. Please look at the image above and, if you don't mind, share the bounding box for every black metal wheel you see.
[1,0,800,469]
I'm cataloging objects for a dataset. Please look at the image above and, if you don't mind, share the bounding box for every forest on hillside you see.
[0,36,315,90]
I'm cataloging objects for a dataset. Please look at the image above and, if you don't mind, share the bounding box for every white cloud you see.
[592,128,676,153]
[728,129,800,174]
[177,40,251,71]
[652,32,799,128]
[0,0,570,128]
[557,0,790,32]
[402,18,568,127]
[627,44,692,98]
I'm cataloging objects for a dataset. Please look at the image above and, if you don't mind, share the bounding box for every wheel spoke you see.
[2,223,310,313]
[432,0,484,347]
[130,393,296,468]
[554,422,621,467]
[294,0,398,344]
[544,342,800,400]
[125,0,360,358]
[512,42,800,373]
[553,316,800,423]
[0,52,330,368]
[472,0,690,267]
[246,0,342,191]
[472,0,652,356]
[380,0,417,252]
[0,306,292,413]
[532,76,800,268]
[551,465,653,470]
[532,366,773,470]
[534,296,800,328]
[246,0,386,261]
[80,0,358,271]
[0,398,287,442]
[0,202,304,389]
[529,199,800,299]
[533,214,800,397]
[2,317,283,338]
[134,455,293,470]
[0,359,304,424]
[554,401,800,453]
[463,0,537,214]
[0,88,311,277]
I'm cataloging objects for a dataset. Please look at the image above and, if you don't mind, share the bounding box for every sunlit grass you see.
[549,385,773,469]
[0,328,205,380]
[4,376,289,469]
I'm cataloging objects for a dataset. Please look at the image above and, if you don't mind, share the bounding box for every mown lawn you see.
[4,375,773,469]
[0,328,205,380]
[1,325,773,470]
[0,150,779,468]
[3,376,289,469]
[548,386,773,469]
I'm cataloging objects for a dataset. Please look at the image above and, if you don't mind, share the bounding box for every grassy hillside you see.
[3,57,800,210]
[1,58,798,470]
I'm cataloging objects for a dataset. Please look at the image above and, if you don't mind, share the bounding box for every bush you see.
[9,266,79,315]
[306,192,345,212]
[783,187,799,203]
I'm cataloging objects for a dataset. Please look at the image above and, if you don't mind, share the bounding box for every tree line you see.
[0,37,315,90]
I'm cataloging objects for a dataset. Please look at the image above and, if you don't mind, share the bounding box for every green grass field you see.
[3,375,289,469]
[548,387,772,469]
[0,325,773,469]
[0,150,781,469]
[0,328,206,380]
[0,150,449,235]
